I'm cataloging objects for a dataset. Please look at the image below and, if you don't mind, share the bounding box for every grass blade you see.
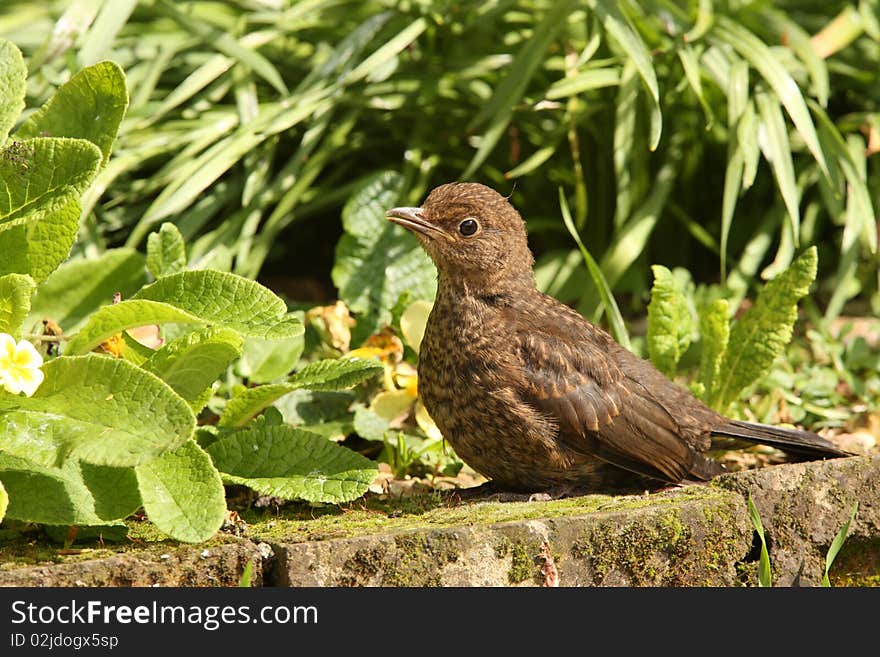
[712,15,829,177]
[559,188,631,351]
[747,494,772,587]
[823,501,858,587]
[755,90,800,248]
[588,0,662,149]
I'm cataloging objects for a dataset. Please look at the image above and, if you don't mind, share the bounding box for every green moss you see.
[507,542,534,584]
[381,533,460,586]
[238,485,726,547]
[494,537,512,559]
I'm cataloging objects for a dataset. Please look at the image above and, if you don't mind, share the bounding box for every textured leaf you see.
[0,273,35,334]
[206,425,377,503]
[697,299,730,406]
[0,138,102,281]
[646,265,693,378]
[712,247,818,412]
[0,196,81,284]
[0,39,26,144]
[65,299,208,354]
[135,438,226,543]
[353,405,390,441]
[289,356,384,391]
[142,327,242,410]
[67,270,304,353]
[0,452,140,525]
[15,61,128,167]
[28,248,146,333]
[0,354,195,468]
[237,317,305,384]
[146,222,187,278]
[219,357,382,427]
[332,171,436,344]
[134,270,303,338]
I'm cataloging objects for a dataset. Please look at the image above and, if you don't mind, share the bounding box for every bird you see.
[385,182,849,494]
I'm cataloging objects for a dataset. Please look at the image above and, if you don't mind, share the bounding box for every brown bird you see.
[386,182,848,493]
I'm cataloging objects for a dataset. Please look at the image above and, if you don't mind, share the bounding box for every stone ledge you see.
[0,540,267,587]
[0,455,877,587]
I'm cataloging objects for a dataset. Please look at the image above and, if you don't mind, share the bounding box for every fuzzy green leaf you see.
[65,299,209,354]
[146,222,187,278]
[28,248,146,334]
[237,317,305,384]
[697,299,730,405]
[67,270,303,353]
[646,265,693,378]
[135,438,226,543]
[15,61,128,167]
[219,357,383,428]
[0,354,195,468]
[332,171,436,344]
[0,39,27,144]
[0,453,140,525]
[205,425,377,503]
[712,247,818,412]
[134,270,303,338]
[142,327,242,411]
[0,273,35,334]
[289,356,384,391]
[0,138,102,282]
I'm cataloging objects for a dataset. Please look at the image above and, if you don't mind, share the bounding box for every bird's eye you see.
[458,218,479,236]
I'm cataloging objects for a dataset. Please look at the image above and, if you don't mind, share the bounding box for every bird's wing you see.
[515,325,719,483]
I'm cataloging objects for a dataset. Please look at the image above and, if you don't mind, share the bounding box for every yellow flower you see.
[0,333,44,397]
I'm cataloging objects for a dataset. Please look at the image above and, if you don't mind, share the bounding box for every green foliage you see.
[0,274,35,334]
[134,439,226,544]
[712,247,818,412]
[0,0,876,550]
[0,42,389,543]
[823,501,859,587]
[647,247,819,415]
[0,355,195,468]
[205,425,377,504]
[747,494,772,587]
[646,265,693,378]
[146,222,187,278]
[332,171,436,345]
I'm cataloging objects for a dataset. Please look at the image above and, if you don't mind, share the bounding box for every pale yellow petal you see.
[16,366,44,397]
[0,333,16,363]
[13,339,43,369]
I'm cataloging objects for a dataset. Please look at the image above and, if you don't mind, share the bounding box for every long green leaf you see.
[712,16,828,176]
[559,189,631,351]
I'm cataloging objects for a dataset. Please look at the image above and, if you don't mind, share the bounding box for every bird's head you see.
[385,182,534,289]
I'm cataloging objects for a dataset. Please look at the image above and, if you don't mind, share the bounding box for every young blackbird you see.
[386,182,849,493]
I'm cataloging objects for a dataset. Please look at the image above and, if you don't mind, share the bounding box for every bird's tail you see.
[711,419,850,459]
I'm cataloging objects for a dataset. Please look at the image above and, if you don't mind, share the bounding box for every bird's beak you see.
[385,207,450,240]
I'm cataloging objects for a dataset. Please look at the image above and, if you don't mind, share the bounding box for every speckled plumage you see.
[386,183,847,492]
